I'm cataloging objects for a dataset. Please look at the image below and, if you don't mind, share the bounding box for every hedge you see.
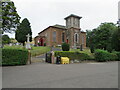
[113,51,120,61]
[2,48,28,66]
[55,51,92,61]
[62,43,70,51]
[116,52,120,61]
[95,49,118,62]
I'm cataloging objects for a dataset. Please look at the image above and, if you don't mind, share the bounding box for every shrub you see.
[113,51,120,61]
[107,44,112,53]
[94,49,106,62]
[55,51,91,61]
[116,52,120,61]
[62,43,70,51]
[95,49,118,62]
[38,43,40,46]
[109,53,118,61]
[44,43,46,46]
[2,48,28,66]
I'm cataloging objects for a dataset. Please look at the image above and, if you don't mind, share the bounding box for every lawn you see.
[54,46,94,59]
[70,48,94,59]
[3,45,51,57]
[31,46,50,57]
[4,45,24,49]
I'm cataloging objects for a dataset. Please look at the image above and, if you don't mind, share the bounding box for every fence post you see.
[45,53,47,62]
[51,51,54,64]
[27,50,31,64]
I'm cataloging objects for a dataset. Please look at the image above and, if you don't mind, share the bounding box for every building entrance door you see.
[40,38,44,46]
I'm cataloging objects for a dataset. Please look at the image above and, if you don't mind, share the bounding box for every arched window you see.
[75,34,77,42]
[74,33,79,43]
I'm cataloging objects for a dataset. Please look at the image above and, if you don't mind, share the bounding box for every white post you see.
[26,34,31,64]
[26,34,31,49]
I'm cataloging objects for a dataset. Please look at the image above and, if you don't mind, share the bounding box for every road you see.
[2,61,118,88]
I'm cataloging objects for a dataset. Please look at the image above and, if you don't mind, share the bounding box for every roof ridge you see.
[53,24,66,27]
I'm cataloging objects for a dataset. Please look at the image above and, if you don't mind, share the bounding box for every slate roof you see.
[52,24,67,29]
[81,30,86,33]
[38,24,66,34]
[64,14,82,20]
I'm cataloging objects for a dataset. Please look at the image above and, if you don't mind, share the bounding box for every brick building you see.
[34,14,86,48]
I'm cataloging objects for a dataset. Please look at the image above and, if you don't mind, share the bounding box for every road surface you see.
[2,61,118,88]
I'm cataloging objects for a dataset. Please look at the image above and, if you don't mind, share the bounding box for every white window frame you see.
[74,33,79,43]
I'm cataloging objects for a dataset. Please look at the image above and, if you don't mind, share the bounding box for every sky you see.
[6,0,119,38]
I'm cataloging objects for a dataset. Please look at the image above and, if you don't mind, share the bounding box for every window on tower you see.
[75,18,78,28]
[67,18,71,28]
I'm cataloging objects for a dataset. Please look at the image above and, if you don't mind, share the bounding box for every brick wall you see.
[34,27,86,48]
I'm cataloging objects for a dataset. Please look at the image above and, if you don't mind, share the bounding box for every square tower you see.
[65,14,82,29]
[64,14,82,48]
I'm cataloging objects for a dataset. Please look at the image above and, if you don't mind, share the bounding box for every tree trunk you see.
[23,42,25,46]
[22,42,26,49]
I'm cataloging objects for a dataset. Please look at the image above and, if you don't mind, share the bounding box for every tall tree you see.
[86,22,117,50]
[1,0,20,33]
[15,18,32,46]
[112,27,120,51]
[86,30,92,47]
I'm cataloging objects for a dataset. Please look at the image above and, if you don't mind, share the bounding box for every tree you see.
[90,44,94,53]
[86,30,92,47]
[86,22,117,50]
[1,0,20,33]
[112,27,120,51]
[2,34,10,44]
[15,18,32,46]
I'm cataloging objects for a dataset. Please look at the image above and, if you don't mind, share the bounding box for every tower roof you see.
[64,14,82,20]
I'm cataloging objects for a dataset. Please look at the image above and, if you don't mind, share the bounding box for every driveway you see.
[2,62,118,88]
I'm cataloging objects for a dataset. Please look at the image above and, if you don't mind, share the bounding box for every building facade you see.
[34,14,86,48]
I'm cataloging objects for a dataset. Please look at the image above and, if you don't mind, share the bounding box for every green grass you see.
[4,45,24,49]
[70,48,94,59]
[3,45,51,57]
[31,46,50,57]
[55,47,94,59]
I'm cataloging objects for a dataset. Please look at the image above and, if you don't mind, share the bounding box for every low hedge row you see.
[95,49,119,62]
[2,48,28,66]
[113,51,120,61]
[55,50,120,62]
[54,51,92,61]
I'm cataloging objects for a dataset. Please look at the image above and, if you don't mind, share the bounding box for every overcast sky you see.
[6,0,119,38]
